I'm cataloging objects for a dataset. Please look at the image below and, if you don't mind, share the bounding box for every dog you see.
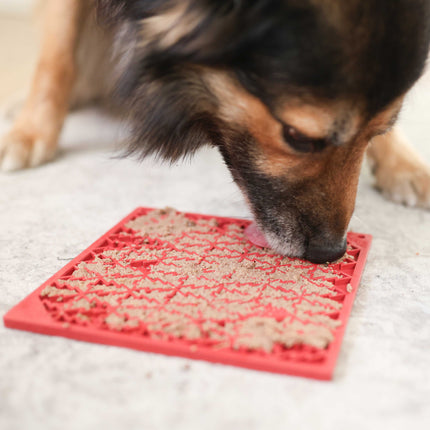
[1,0,430,263]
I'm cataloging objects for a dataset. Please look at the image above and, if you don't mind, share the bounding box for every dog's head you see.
[99,0,430,262]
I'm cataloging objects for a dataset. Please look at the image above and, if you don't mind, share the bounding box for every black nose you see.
[305,239,347,264]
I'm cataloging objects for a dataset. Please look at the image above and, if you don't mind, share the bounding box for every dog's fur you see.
[1,0,430,262]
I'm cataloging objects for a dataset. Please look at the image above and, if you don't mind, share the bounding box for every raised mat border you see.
[3,207,371,380]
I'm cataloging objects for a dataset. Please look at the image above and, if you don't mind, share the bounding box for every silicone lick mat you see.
[4,207,371,380]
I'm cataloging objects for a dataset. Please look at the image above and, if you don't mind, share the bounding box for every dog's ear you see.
[118,67,223,163]
[98,0,280,65]
[141,1,281,67]
[96,1,222,161]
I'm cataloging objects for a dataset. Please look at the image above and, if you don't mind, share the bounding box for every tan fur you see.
[0,0,85,170]
[205,70,354,175]
[367,127,430,207]
[0,0,113,171]
[205,68,430,237]
[280,104,338,139]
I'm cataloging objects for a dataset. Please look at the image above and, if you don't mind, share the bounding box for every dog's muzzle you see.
[304,237,347,264]
[246,222,347,263]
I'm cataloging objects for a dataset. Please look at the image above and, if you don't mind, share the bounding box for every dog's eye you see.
[282,125,327,153]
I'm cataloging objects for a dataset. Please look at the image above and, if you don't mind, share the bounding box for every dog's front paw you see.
[371,156,430,209]
[0,129,57,172]
[0,92,26,121]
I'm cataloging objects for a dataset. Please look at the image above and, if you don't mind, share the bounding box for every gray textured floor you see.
[1,71,430,430]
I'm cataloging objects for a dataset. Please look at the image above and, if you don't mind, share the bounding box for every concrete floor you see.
[1,13,430,430]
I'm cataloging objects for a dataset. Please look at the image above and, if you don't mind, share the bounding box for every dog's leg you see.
[0,0,85,171]
[367,126,430,208]
[0,89,28,121]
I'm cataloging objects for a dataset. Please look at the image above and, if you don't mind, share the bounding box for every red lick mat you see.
[3,207,371,380]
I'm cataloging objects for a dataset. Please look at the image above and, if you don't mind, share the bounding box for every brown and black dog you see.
[1,0,430,262]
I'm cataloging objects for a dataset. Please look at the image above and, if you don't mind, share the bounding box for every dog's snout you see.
[305,238,347,264]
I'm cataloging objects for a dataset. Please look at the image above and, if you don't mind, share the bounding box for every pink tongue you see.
[245,222,269,248]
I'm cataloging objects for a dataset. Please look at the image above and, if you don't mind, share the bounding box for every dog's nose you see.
[305,238,347,264]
